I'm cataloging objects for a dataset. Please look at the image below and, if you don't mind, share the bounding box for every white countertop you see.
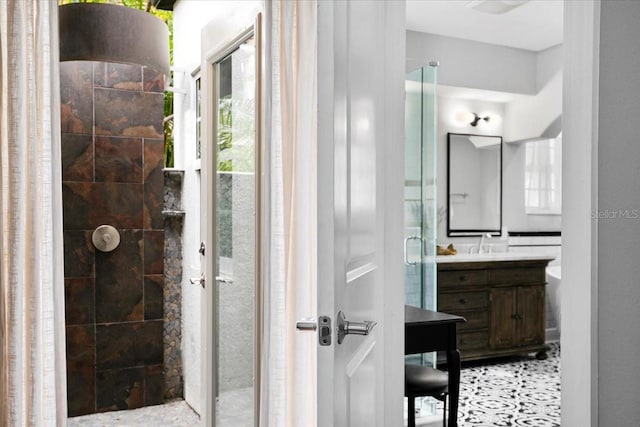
[435,252,555,263]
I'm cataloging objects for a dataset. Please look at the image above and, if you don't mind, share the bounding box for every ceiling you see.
[406,0,564,52]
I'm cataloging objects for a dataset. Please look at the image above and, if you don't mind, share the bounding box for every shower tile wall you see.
[61,61,166,416]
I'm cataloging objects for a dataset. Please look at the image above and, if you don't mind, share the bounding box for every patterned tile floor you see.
[415,342,561,426]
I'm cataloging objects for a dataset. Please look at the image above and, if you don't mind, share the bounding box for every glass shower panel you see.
[404,64,439,421]
[404,65,438,312]
[404,68,425,309]
[215,34,256,427]
[422,65,438,314]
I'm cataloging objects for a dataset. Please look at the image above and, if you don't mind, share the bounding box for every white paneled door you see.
[316,1,406,426]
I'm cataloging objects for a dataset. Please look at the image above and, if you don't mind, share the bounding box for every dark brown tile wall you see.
[62,134,94,182]
[94,89,164,138]
[61,61,165,417]
[60,61,93,134]
[96,367,145,412]
[95,230,144,323]
[63,182,144,230]
[95,136,143,183]
[144,139,165,229]
[144,276,164,321]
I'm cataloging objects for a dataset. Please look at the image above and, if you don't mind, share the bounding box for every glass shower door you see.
[404,64,438,312]
[214,34,257,427]
[404,64,439,420]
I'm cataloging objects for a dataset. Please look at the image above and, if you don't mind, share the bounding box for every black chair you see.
[405,364,449,427]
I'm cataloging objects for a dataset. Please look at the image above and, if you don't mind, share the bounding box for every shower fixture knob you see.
[92,225,120,252]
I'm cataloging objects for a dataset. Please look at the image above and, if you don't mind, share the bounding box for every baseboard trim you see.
[546,327,560,343]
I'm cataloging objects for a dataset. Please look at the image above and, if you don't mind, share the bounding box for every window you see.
[525,134,562,214]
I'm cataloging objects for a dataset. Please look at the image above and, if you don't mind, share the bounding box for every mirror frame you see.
[447,132,503,237]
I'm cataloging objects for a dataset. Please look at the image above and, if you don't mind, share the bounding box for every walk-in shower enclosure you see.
[59,3,170,416]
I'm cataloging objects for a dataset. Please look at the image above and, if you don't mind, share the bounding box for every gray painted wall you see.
[502,44,563,231]
[504,44,562,143]
[436,96,561,244]
[408,32,563,240]
[406,31,537,95]
[435,96,504,244]
[598,1,640,425]
[537,44,563,91]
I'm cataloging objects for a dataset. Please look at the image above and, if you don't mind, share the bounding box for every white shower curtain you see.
[0,1,67,426]
[261,1,318,426]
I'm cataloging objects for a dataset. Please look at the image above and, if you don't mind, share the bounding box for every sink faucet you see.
[477,233,492,254]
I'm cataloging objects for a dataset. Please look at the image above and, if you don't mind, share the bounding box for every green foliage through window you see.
[217,97,255,173]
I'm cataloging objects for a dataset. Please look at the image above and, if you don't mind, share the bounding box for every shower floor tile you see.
[67,399,199,427]
[216,387,254,427]
[67,387,254,427]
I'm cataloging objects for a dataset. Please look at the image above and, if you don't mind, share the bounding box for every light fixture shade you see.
[455,111,477,124]
[59,3,170,77]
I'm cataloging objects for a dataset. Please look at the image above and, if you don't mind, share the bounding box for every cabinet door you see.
[489,287,517,349]
[517,285,545,346]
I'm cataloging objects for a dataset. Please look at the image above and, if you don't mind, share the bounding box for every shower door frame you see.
[200,10,263,427]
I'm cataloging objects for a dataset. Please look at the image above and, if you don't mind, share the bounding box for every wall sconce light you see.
[469,113,490,127]
[455,111,491,127]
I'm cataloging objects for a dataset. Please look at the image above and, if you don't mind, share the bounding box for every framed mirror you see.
[447,133,502,236]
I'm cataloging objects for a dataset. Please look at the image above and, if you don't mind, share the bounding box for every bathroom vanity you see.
[437,254,554,362]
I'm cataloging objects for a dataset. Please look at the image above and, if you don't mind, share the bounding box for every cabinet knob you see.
[459,275,467,281]
[459,298,466,305]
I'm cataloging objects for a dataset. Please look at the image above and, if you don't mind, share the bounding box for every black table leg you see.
[408,396,416,427]
[446,348,461,427]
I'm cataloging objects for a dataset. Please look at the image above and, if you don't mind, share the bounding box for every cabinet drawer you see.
[438,269,488,286]
[439,291,488,312]
[489,267,545,284]
[456,310,488,331]
[458,331,488,351]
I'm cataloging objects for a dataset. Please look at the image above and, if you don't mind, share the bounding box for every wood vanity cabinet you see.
[437,259,551,362]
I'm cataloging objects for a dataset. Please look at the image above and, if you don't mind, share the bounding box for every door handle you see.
[337,311,377,344]
[215,276,233,285]
[404,235,422,265]
[189,273,205,288]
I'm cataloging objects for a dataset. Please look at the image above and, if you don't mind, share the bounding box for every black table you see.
[405,305,466,427]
